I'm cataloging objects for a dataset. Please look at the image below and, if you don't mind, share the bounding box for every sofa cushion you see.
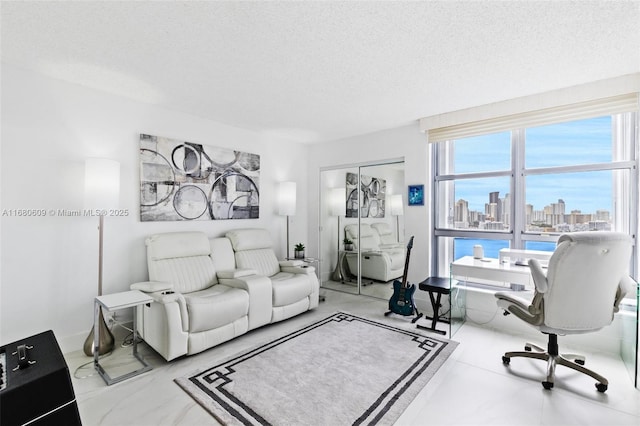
[210,237,237,271]
[226,228,272,251]
[184,284,249,333]
[371,222,398,246]
[235,249,281,277]
[345,223,380,251]
[270,273,312,306]
[147,232,211,260]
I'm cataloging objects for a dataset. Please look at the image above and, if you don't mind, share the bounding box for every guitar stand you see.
[384,308,423,324]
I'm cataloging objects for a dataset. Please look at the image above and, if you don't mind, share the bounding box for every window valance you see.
[421,73,640,143]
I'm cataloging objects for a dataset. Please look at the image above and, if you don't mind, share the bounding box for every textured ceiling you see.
[2,1,639,143]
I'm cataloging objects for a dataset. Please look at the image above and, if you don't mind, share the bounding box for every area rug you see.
[175,312,458,425]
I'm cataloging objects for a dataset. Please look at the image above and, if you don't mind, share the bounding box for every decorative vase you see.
[83,308,115,356]
[294,250,305,259]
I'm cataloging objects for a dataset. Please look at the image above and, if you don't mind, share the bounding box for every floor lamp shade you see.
[389,194,403,242]
[330,187,346,217]
[84,158,120,210]
[389,194,403,217]
[278,182,297,216]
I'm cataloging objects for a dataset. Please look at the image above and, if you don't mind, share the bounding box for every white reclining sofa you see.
[224,228,320,323]
[344,223,405,282]
[131,229,318,361]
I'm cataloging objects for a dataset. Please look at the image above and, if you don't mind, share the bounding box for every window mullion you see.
[512,129,525,249]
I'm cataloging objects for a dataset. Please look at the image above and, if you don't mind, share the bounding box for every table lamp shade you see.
[84,158,120,210]
[330,187,346,217]
[278,182,296,216]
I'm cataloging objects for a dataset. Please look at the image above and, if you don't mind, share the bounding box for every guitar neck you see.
[401,237,414,288]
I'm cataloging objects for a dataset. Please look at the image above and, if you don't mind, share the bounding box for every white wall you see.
[307,124,432,298]
[0,64,310,351]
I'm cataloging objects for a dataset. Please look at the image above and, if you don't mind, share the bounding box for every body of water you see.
[454,238,555,260]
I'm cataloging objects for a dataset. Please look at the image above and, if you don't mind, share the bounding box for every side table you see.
[94,290,153,385]
[287,257,324,302]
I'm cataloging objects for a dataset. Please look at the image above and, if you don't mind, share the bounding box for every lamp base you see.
[83,308,115,356]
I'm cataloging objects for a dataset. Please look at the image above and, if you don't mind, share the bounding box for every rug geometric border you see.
[175,312,458,426]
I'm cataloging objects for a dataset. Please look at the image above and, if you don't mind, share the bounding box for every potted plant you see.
[343,238,354,251]
[294,243,305,259]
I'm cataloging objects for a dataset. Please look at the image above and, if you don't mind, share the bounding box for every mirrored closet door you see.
[319,160,405,299]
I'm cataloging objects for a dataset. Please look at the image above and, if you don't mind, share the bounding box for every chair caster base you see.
[596,383,608,393]
[542,381,554,390]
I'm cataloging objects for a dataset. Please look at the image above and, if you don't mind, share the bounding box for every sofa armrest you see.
[281,265,315,275]
[219,275,272,329]
[131,281,173,293]
[279,260,304,267]
[217,268,257,279]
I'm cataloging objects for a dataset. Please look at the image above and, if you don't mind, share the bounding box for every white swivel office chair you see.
[495,232,635,392]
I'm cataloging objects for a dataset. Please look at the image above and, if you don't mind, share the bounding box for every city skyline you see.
[452,116,614,214]
[452,190,612,233]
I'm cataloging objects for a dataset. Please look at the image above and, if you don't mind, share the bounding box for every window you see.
[433,112,638,283]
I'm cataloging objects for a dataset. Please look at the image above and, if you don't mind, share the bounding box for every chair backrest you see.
[225,228,280,277]
[371,222,397,245]
[542,232,632,332]
[146,231,218,293]
[344,224,380,251]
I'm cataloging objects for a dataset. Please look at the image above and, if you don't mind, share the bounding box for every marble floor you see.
[66,289,640,425]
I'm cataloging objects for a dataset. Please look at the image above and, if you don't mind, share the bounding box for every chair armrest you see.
[528,259,548,293]
[281,265,315,275]
[495,291,543,325]
[130,281,173,293]
[614,275,638,312]
[217,268,257,279]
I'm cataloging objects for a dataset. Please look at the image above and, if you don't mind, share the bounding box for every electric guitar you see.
[385,236,422,322]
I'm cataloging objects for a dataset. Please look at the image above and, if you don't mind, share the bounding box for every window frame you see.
[432,112,638,279]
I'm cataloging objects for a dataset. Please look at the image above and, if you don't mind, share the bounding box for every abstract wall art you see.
[139,134,260,221]
[408,184,424,206]
[345,172,386,218]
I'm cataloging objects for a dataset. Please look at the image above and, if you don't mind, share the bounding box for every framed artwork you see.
[408,184,424,206]
[345,172,386,218]
[139,133,260,221]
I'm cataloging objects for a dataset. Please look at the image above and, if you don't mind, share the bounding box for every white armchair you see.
[131,232,251,361]
[495,232,635,392]
[344,223,405,282]
[225,229,320,323]
[371,222,403,249]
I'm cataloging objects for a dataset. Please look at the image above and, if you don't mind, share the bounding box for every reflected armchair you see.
[495,232,635,392]
[344,224,405,282]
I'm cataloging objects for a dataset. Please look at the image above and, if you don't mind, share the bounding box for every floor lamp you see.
[389,194,404,243]
[83,158,119,356]
[330,188,346,281]
[278,182,296,259]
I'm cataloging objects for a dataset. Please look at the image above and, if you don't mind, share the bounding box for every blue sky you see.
[453,116,614,213]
